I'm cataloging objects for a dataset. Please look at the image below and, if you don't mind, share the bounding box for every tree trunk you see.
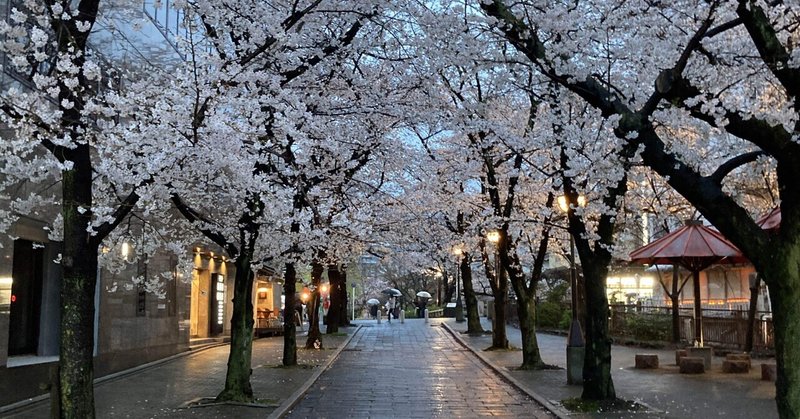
[461,254,484,334]
[338,266,351,327]
[745,274,761,353]
[326,264,341,334]
[57,150,98,419]
[516,295,546,369]
[762,260,800,419]
[671,268,681,344]
[282,262,298,366]
[216,253,255,402]
[692,270,703,346]
[581,261,615,400]
[443,272,455,304]
[491,264,509,349]
[305,260,324,349]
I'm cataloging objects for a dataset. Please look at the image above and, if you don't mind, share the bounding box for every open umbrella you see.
[366,298,380,305]
[381,288,402,297]
[630,220,747,346]
[416,291,432,299]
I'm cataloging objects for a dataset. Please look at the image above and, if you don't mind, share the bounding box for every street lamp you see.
[453,246,465,323]
[559,193,586,385]
[487,230,501,330]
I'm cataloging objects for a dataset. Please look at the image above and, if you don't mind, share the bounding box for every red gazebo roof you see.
[756,207,781,231]
[630,221,748,271]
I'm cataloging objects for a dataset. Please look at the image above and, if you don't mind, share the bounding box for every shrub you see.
[536,301,567,329]
[625,313,671,342]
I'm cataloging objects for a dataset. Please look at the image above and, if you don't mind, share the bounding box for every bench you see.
[679,357,705,374]
[635,354,659,369]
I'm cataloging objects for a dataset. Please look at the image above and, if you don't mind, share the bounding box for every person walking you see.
[385,296,396,323]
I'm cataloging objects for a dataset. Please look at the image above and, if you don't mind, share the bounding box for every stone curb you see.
[442,322,570,419]
[0,341,229,415]
[267,324,363,419]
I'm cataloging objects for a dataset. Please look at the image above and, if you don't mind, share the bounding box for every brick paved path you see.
[286,319,553,418]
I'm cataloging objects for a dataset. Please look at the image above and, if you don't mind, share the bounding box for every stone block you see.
[726,353,751,368]
[761,363,777,382]
[675,349,688,365]
[722,359,750,373]
[679,357,705,374]
[635,354,659,369]
[688,347,713,369]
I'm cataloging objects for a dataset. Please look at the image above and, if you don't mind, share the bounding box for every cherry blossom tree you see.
[481,0,798,414]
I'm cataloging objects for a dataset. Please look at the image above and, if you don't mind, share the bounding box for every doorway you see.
[8,239,44,356]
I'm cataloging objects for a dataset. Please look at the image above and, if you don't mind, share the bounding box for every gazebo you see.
[630,220,748,346]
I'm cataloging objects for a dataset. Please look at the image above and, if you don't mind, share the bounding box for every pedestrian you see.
[418,297,427,318]
[370,304,378,319]
[386,296,396,323]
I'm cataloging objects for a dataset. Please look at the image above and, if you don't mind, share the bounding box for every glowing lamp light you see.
[257,287,269,293]
[121,242,131,259]
[557,194,587,213]
[320,284,329,294]
[11,294,16,303]
[301,292,310,303]
[486,230,500,243]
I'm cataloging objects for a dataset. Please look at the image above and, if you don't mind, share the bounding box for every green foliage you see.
[559,309,572,330]
[624,313,671,342]
[535,301,568,329]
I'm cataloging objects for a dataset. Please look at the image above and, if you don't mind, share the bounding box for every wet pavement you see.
[3,317,780,418]
[4,330,354,419]
[445,318,779,419]
[285,319,553,419]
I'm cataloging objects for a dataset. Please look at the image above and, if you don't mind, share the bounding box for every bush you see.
[624,313,671,342]
[536,301,567,329]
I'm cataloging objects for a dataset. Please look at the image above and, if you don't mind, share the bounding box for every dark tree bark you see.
[671,269,682,344]
[745,274,761,353]
[58,148,99,419]
[461,253,484,334]
[443,272,455,304]
[338,266,351,327]
[282,262,298,366]
[326,263,342,334]
[216,252,255,402]
[580,259,615,399]
[482,243,509,349]
[305,260,324,349]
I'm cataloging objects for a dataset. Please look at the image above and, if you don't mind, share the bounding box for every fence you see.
[609,304,773,352]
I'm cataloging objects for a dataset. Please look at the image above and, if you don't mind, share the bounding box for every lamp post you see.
[453,246,465,323]
[351,283,356,322]
[487,230,501,330]
[558,194,586,385]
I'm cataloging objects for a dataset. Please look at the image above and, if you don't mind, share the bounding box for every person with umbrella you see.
[416,291,431,318]
[385,296,396,322]
[367,298,380,319]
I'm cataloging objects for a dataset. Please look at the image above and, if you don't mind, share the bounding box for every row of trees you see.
[0,0,795,417]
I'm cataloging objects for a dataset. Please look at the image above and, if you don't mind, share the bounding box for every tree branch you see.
[710,150,768,185]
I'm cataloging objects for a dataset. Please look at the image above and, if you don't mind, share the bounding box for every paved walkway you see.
[5,317,779,418]
[446,318,779,419]
[5,330,353,418]
[285,319,553,418]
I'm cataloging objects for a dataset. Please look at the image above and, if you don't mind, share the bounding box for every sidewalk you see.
[445,318,778,418]
[3,327,358,418]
